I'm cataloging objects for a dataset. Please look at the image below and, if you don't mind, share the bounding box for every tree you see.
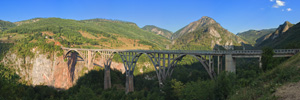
[261,47,274,72]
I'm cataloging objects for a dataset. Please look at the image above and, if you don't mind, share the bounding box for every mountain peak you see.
[172,16,220,39]
[196,16,217,26]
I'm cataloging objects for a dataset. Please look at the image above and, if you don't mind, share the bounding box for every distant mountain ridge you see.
[256,21,294,48]
[256,21,300,49]
[0,20,16,32]
[171,16,244,50]
[237,28,276,45]
[142,25,173,39]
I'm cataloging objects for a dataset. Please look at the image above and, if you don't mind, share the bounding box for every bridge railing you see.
[61,47,300,55]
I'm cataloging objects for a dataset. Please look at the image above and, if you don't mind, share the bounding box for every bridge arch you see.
[64,49,84,60]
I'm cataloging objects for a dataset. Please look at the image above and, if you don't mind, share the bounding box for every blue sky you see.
[1,0,299,34]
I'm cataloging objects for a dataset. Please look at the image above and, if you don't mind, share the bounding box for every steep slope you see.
[256,21,297,48]
[0,20,16,32]
[0,17,170,89]
[236,28,276,45]
[171,16,244,50]
[142,25,173,39]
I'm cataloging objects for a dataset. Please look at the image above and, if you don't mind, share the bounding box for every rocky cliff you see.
[1,50,126,89]
[256,21,295,48]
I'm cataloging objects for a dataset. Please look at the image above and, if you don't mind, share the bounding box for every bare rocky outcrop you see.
[275,81,300,100]
[2,50,154,89]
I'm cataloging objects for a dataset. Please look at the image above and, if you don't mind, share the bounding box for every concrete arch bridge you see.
[62,47,299,93]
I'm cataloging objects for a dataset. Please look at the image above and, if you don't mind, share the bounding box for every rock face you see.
[256,21,295,48]
[171,16,244,50]
[262,21,293,41]
[1,51,125,89]
[2,49,158,89]
[142,25,173,39]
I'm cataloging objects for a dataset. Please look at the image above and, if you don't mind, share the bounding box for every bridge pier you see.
[104,59,112,90]
[119,52,142,94]
[217,55,223,74]
[94,51,115,90]
[225,54,236,73]
[259,57,262,69]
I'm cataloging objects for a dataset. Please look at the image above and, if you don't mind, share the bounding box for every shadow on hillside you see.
[213,42,255,50]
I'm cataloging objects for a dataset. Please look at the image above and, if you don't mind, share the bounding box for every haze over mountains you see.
[0,16,299,50]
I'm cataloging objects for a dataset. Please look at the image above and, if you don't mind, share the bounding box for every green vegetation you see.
[1,18,170,50]
[0,20,16,32]
[261,47,275,72]
[172,24,242,50]
[236,28,276,45]
[142,25,173,39]
[171,17,243,50]
[229,53,300,100]
[1,17,300,100]
[256,21,300,49]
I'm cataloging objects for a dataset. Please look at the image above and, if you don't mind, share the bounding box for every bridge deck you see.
[62,47,299,55]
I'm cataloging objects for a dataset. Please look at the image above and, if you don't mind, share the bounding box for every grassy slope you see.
[229,53,300,100]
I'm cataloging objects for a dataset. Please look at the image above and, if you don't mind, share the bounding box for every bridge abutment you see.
[225,54,236,73]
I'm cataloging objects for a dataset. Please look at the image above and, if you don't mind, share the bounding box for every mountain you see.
[236,28,276,45]
[256,21,296,48]
[142,25,173,39]
[1,18,170,49]
[171,16,244,50]
[14,18,43,26]
[0,20,16,32]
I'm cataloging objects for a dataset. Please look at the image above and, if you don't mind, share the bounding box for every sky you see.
[1,0,299,34]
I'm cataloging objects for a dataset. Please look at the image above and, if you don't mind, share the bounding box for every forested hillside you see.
[142,25,173,39]
[256,21,299,49]
[0,20,16,32]
[171,16,244,50]
[237,28,276,45]
[1,18,170,49]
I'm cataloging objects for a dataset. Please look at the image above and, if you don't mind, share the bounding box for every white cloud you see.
[287,8,292,11]
[273,0,285,8]
[270,0,274,2]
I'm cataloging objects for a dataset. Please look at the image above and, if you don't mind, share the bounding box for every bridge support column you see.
[119,52,142,94]
[217,55,223,74]
[104,58,112,90]
[259,57,262,69]
[146,53,185,88]
[87,50,94,70]
[225,54,236,73]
